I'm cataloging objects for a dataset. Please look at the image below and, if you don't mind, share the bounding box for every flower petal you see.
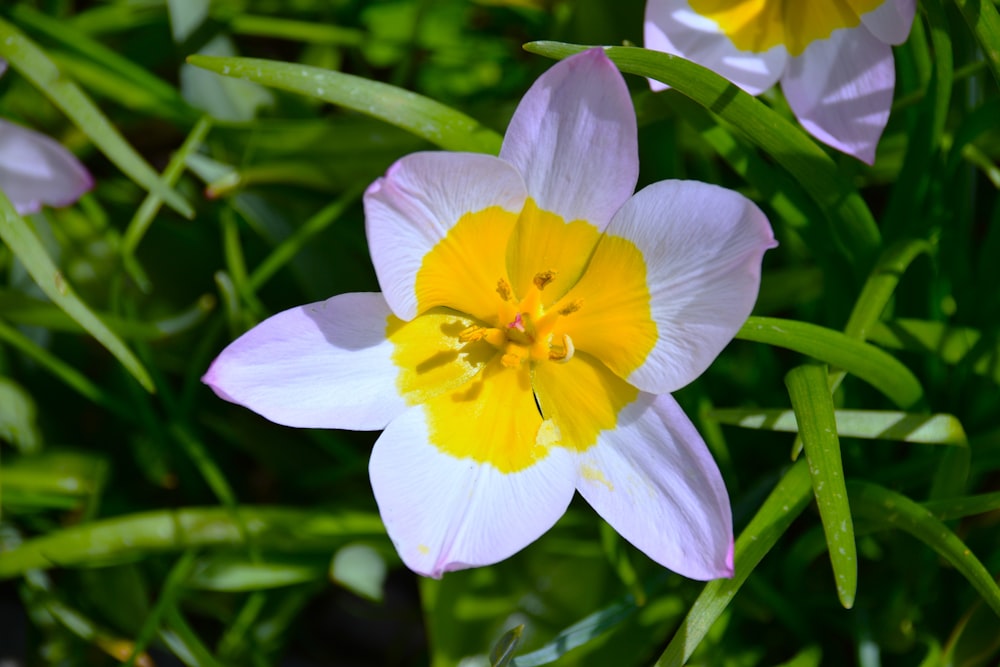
[0,119,93,215]
[565,180,775,395]
[854,0,916,45]
[203,293,406,430]
[576,392,733,580]
[781,27,895,164]
[364,152,526,321]
[643,0,787,95]
[499,49,638,231]
[532,351,638,453]
[370,394,575,577]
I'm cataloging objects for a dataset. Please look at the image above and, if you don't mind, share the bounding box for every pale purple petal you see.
[595,180,775,394]
[782,28,895,164]
[364,152,526,321]
[369,405,576,577]
[857,0,916,45]
[203,292,406,430]
[576,393,733,580]
[499,49,637,230]
[643,0,787,95]
[0,119,93,215]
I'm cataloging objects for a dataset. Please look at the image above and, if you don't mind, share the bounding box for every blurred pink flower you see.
[204,50,776,579]
[644,0,916,163]
[0,59,93,214]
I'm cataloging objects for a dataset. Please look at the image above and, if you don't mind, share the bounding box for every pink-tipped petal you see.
[576,393,734,580]
[364,152,526,321]
[0,119,93,215]
[500,49,638,230]
[570,180,775,395]
[782,28,895,164]
[644,0,787,95]
[855,0,917,45]
[369,405,576,577]
[203,293,406,430]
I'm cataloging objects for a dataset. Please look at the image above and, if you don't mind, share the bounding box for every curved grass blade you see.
[491,624,524,667]
[524,41,880,274]
[185,55,502,154]
[952,0,1000,85]
[0,18,193,218]
[0,195,154,392]
[849,481,1000,618]
[786,363,857,609]
[511,597,638,666]
[923,491,1000,521]
[868,319,1000,384]
[710,408,967,445]
[737,317,924,410]
[844,239,933,340]
[0,506,386,579]
[655,460,813,666]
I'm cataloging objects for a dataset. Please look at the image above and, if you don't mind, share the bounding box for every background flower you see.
[0,59,93,214]
[644,0,917,163]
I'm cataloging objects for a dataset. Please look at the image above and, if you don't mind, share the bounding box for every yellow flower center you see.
[458,272,582,369]
[687,0,884,56]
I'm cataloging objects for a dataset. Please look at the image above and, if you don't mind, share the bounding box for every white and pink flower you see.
[204,50,776,579]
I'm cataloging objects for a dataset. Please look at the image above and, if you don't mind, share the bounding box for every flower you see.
[644,0,916,163]
[204,49,776,579]
[0,59,93,215]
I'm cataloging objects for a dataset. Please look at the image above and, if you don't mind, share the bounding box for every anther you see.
[533,270,557,291]
[501,352,522,368]
[558,299,583,316]
[459,326,486,343]
[549,334,576,363]
[496,278,513,302]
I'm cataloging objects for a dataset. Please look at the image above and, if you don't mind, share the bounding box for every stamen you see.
[558,299,583,316]
[459,325,486,342]
[550,334,575,363]
[496,278,514,302]
[533,270,557,291]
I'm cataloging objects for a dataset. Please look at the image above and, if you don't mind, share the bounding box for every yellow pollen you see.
[501,352,523,368]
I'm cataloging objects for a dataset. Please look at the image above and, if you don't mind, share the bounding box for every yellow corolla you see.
[204,49,776,579]
[645,0,917,163]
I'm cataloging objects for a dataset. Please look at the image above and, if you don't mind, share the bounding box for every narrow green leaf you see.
[737,317,925,409]
[0,194,154,392]
[511,597,637,666]
[0,17,193,218]
[490,624,524,667]
[0,377,41,453]
[844,239,933,340]
[124,550,199,667]
[655,460,813,666]
[868,319,1000,384]
[849,481,1000,618]
[226,14,365,45]
[786,363,857,609]
[186,55,503,154]
[952,0,1000,86]
[524,41,880,274]
[0,507,386,579]
[331,544,388,602]
[188,555,326,592]
[923,491,1000,521]
[709,409,967,446]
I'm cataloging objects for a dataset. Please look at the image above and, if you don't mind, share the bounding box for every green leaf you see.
[185,55,503,153]
[655,460,813,666]
[0,507,386,579]
[868,319,1000,384]
[0,17,193,218]
[490,624,524,667]
[330,543,388,602]
[0,194,154,392]
[188,555,326,592]
[849,481,1000,618]
[0,377,41,453]
[785,363,857,609]
[737,317,925,410]
[952,0,1000,86]
[708,409,967,446]
[511,596,638,666]
[844,238,933,340]
[524,41,880,275]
